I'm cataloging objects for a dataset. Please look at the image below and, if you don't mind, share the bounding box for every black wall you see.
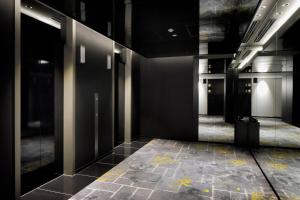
[139,56,197,141]
[207,79,224,116]
[225,68,239,123]
[114,53,125,145]
[292,55,300,127]
[75,23,113,170]
[131,52,142,140]
[0,0,15,198]
[282,73,293,124]
[238,79,252,117]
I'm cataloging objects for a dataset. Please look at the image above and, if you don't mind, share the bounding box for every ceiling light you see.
[282,3,289,7]
[237,46,263,70]
[260,1,300,44]
[261,5,267,9]
[25,5,33,9]
[275,12,281,16]
[168,28,174,33]
[256,13,262,17]
[21,7,61,29]
[38,60,49,65]
[172,34,178,37]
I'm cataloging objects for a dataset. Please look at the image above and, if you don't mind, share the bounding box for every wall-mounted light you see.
[172,34,178,37]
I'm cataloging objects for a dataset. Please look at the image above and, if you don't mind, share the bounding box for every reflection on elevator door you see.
[21,13,63,194]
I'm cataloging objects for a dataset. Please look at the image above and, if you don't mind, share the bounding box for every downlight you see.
[260,1,300,44]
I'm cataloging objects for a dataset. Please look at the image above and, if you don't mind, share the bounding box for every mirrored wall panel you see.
[198,58,234,143]
[238,15,300,148]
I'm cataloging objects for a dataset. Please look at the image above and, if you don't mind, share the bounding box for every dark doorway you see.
[114,53,125,146]
[21,14,63,194]
[238,79,252,117]
[207,79,224,116]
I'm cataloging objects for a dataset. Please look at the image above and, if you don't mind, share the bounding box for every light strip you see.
[260,1,300,44]
[237,47,262,69]
[21,7,61,29]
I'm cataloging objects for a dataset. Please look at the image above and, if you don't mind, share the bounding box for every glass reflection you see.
[238,31,300,148]
[198,58,234,143]
[21,8,63,194]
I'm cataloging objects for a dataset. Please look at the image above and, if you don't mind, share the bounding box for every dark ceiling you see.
[132,0,199,58]
[200,0,260,54]
[132,0,260,57]
[24,0,260,58]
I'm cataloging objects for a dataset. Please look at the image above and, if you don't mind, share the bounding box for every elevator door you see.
[238,79,252,117]
[21,14,63,194]
[207,79,224,115]
[114,53,125,146]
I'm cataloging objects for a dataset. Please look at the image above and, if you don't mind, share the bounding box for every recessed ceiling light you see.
[256,13,262,17]
[168,28,174,33]
[261,5,267,9]
[25,5,33,9]
[282,3,289,7]
[275,12,282,16]
[172,34,178,37]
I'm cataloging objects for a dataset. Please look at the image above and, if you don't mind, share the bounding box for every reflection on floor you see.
[198,116,234,143]
[21,141,148,200]
[259,118,300,148]
[253,148,300,200]
[21,135,55,174]
[71,139,276,200]
[198,116,300,148]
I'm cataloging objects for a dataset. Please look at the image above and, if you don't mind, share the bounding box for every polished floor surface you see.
[22,135,55,174]
[259,118,300,148]
[198,116,234,143]
[21,141,148,200]
[198,116,300,148]
[253,148,300,200]
[70,139,277,200]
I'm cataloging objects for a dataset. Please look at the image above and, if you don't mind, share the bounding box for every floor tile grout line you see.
[96,161,117,166]
[21,174,64,197]
[75,173,99,179]
[249,149,281,200]
[36,188,73,197]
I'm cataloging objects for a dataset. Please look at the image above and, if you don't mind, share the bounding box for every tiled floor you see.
[253,147,300,200]
[21,138,300,200]
[198,116,300,148]
[21,140,147,200]
[70,139,277,200]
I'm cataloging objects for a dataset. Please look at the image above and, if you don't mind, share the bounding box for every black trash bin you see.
[235,117,260,147]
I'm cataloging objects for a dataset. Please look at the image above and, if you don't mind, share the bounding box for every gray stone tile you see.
[87,182,121,192]
[110,186,136,200]
[130,188,152,200]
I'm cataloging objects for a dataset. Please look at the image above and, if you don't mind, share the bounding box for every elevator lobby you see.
[1,0,300,199]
